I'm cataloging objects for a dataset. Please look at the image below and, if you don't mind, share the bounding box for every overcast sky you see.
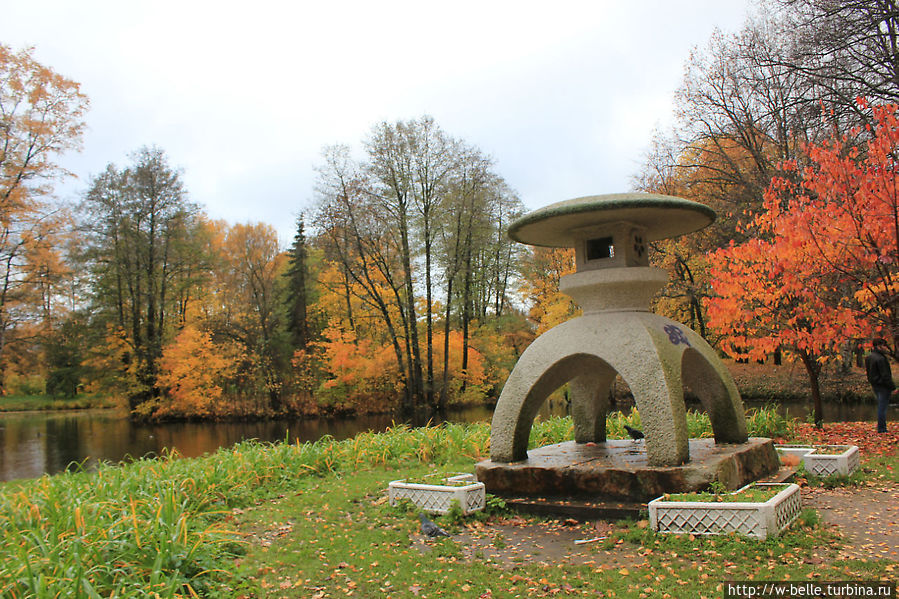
[2,1,750,245]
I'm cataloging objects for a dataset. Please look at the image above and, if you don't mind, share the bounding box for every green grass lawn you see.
[225,457,897,598]
[0,393,121,412]
[0,411,895,598]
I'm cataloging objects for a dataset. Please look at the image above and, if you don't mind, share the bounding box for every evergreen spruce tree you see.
[284,214,309,350]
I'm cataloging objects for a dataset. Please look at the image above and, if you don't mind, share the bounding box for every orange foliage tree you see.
[430,330,487,404]
[468,316,532,398]
[760,101,899,346]
[706,102,899,425]
[313,323,404,413]
[310,259,502,411]
[708,235,864,426]
[155,326,238,419]
[312,324,492,413]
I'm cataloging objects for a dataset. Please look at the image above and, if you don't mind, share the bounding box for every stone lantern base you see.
[476,437,779,504]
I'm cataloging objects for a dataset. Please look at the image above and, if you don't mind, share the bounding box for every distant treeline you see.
[3,1,899,421]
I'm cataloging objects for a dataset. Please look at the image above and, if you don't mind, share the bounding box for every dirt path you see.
[803,482,899,561]
[415,516,648,571]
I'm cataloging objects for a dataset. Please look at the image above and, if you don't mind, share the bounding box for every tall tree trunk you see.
[461,243,473,389]
[340,263,355,331]
[678,255,707,338]
[0,317,6,395]
[424,221,435,412]
[399,213,425,409]
[496,232,515,318]
[800,350,824,428]
[145,209,159,402]
[0,248,14,395]
[439,276,453,412]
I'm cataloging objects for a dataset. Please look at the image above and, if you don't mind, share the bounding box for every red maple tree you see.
[708,101,899,426]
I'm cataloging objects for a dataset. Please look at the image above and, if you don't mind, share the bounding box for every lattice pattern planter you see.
[775,444,860,477]
[803,445,859,477]
[648,483,801,540]
[388,473,486,515]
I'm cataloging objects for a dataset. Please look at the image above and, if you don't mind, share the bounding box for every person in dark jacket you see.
[865,337,894,433]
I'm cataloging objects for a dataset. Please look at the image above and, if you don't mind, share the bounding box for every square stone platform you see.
[476,438,780,504]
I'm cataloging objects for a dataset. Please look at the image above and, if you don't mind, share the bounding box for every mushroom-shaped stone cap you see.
[509,193,716,247]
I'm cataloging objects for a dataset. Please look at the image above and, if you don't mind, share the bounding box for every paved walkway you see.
[803,482,899,561]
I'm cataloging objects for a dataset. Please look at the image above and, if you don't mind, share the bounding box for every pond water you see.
[0,398,885,482]
[0,404,502,482]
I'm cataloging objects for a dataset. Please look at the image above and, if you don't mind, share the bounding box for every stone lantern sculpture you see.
[487,193,750,470]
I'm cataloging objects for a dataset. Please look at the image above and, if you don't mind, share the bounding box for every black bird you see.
[624,424,644,442]
[419,513,451,537]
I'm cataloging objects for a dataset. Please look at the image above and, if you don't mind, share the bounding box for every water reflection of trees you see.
[0,400,882,481]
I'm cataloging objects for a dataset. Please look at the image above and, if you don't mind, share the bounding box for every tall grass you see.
[602,404,793,440]
[744,403,795,438]
[0,405,793,597]
[0,422,500,598]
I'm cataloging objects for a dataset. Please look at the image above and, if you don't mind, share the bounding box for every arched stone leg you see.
[650,321,747,444]
[490,343,602,462]
[616,358,690,466]
[570,368,615,443]
[682,347,748,443]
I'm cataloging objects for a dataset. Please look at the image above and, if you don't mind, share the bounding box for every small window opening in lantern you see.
[586,236,615,260]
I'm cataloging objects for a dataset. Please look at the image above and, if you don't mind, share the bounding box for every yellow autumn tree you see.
[156,326,238,419]
[468,318,531,398]
[430,330,488,404]
[519,247,578,334]
[0,44,88,392]
[314,322,404,413]
[216,222,289,411]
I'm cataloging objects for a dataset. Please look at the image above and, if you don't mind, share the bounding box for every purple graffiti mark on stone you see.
[664,324,690,347]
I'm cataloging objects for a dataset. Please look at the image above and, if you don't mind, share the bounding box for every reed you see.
[604,404,791,440]
[744,403,795,438]
[0,456,241,597]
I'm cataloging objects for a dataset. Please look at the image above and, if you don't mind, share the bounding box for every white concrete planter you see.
[648,483,802,540]
[774,445,815,459]
[775,444,860,477]
[803,445,860,477]
[388,473,486,515]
